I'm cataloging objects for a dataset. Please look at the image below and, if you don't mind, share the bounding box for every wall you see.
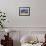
[0,0,46,27]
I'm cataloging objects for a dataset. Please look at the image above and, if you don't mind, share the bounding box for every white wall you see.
[32,0,46,27]
[0,0,46,27]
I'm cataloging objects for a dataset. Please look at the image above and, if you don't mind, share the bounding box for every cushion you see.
[20,35,37,43]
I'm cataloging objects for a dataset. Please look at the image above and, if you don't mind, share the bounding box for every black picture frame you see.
[19,7,30,16]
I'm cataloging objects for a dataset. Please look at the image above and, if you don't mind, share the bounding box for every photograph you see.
[19,7,30,16]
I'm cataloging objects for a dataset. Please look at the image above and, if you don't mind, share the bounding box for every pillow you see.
[20,35,37,44]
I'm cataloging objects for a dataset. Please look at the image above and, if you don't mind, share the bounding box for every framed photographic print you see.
[19,7,30,16]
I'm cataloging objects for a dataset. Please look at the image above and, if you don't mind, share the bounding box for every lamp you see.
[5,29,10,37]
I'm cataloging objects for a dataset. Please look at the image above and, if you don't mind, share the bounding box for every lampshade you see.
[5,29,10,33]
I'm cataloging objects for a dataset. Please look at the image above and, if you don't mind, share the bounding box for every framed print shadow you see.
[19,7,30,16]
